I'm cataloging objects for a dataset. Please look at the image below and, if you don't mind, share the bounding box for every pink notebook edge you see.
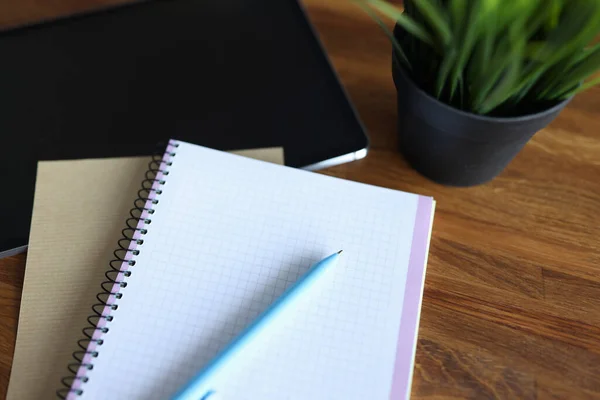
[389,195,435,400]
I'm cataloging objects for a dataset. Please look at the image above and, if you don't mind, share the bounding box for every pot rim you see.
[392,57,573,123]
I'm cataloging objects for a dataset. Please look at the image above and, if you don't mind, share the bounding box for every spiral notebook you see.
[59,139,435,400]
[7,148,283,400]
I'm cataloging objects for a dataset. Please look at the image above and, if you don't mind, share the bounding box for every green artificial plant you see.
[358,0,600,116]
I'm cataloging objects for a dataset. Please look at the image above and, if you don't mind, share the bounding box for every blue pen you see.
[171,250,343,400]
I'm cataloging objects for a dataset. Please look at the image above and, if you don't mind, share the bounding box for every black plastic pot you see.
[392,55,571,187]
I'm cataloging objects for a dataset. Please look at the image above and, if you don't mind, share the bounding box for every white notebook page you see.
[75,140,433,399]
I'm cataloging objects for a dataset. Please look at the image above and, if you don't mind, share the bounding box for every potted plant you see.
[358,0,600,186]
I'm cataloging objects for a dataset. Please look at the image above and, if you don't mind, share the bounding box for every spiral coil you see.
[57,140,179,399]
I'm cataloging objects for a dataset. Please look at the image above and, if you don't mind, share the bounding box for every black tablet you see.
[0,0,369,257]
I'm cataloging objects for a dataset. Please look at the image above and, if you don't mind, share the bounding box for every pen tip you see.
[337,250,343,254]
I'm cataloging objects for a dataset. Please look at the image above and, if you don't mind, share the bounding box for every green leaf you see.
[362,0,434,46]
[548,46,600,97]
[359,0,600,115]
[545,0,563,32]
[356,1,412,69]
[525,41,546,61]
[469,0,499,83]
[520,2,600,87]
[471,34,517,110]
[568,43,600,69]
[449,0,466,33]
[562,75,600,98]
[512,79,538,104]
[478,58,521,114]
[524,1,555,39]
[457,75,464,109]
[411,0,452,47]
[448,0,482,98]
[436,49,457,98]
[477,24,526,113]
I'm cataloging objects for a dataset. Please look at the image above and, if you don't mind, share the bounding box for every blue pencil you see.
[171,251,343,400]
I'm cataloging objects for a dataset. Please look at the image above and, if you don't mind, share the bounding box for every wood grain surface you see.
[1,0,600,398]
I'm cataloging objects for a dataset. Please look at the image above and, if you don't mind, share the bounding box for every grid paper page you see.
[76,141,432,400]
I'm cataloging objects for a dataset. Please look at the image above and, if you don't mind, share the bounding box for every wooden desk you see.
[1,1,599,398]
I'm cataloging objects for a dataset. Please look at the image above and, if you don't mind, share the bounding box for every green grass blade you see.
[469,0,500,85]
[475,19,527,113]
[545,0,562,32]
[478,63,520,114]
[524,1,555,39]
[449,0,466,32]
[569,43,600,72]
[511,3,600,102]
[511,79,538,104]
[448,0,481,98]
[411,0,452,47]
[359,0,600,115]
[562,75,600,98]
[363,0,434,46]
[356,1,412,69]
[457,75,464,109]
[548,46,600,97]
[436,49,457,98]
[520,2,600,87]
[478,53,522,114]
[471,35,515,110]
[525,41,545,61]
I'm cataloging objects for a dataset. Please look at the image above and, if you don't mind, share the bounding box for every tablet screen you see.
[0,0,369,254]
